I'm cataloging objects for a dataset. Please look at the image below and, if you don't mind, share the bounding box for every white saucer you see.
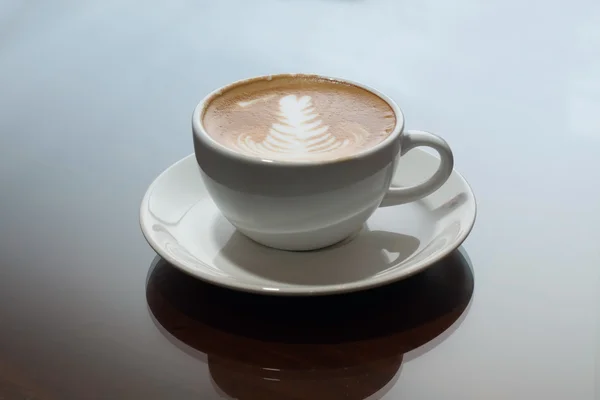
[140,149,476,295]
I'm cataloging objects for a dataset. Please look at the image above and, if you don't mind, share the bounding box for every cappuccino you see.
[202,75,396,161]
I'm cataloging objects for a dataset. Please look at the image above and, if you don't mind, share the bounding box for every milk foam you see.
[236,94,356,158]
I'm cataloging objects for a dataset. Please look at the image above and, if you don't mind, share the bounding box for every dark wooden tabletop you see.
[1,1,600,399]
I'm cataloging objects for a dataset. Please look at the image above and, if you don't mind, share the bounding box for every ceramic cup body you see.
[192,74,454,251]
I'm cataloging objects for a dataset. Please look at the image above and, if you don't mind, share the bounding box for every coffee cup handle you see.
[380,130,454,207]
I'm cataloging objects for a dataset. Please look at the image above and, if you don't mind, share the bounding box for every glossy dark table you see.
[1,1,600,399]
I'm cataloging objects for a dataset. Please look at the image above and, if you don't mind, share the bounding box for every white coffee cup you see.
[192,74,454,251]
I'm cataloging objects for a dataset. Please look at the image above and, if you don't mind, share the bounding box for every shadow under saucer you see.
[146,249,474,399]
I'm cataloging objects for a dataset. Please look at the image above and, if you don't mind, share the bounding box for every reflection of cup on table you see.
[209,354,402,400]
[146,249,474,399]
[193,73,454,250]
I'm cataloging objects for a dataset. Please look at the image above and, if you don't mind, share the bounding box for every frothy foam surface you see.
[202,75,396,162]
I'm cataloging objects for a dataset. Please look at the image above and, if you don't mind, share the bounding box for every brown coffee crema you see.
[202,75,396,161]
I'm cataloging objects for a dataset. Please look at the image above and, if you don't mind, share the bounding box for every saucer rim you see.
[140,152,477,296]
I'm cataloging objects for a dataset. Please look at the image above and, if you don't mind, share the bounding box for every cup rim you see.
[192,73,405,167]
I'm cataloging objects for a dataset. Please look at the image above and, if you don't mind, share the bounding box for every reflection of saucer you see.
[140,148,476,295]
[146,249,474,399]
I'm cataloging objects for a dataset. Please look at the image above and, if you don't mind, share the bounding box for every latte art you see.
[236,95,362,158]
[202,75,396,161]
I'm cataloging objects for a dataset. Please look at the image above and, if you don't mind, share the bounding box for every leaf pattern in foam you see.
[237,94,351,157]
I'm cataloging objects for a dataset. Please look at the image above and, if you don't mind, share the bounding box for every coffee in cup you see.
[202,75,396,162]
[193,74,454,251]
